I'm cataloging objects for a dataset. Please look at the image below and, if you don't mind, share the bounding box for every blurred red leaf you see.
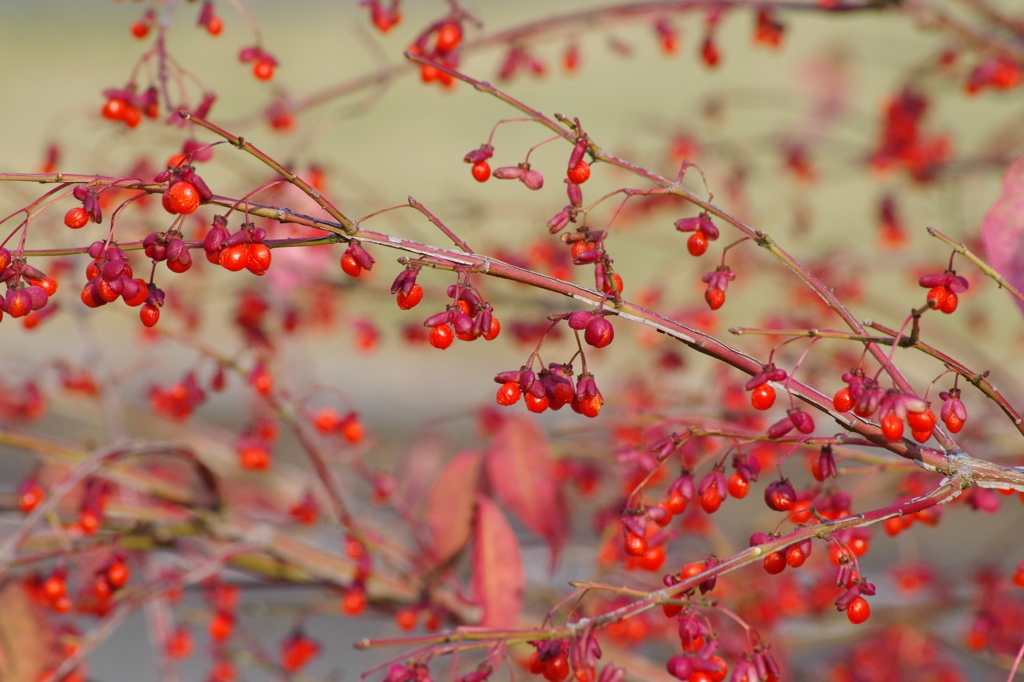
[0,582,60,682]
[981,153,1024,314]
[426,450,482,566]
[471,496,524,628]
[486,415,567,567]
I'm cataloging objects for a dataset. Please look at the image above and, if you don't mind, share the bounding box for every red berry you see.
[247,243,272,274]
[434,22,462,53]
[705,288,725,310]
[131,21,149,39]
[496,381,521,406]
[945,412,964,433]
[253,58,275,81]
[926,285,947,310]
[765,479,796,511]
[483,317,499,339]
[341,588,367,616]
[666,491,687,515]
[19,483,43,513]
[577,393,603,418]
[833,386,853,412]
[64,207,89,229]
[209,611,234,642]
[623,531,647,556]
[762,551,786,574]
[785,544,807,568]
[525,392,549,413]
[166,627,193,659]
[567,160,591,184]
[32,276,58,296]
[940,290,958,314]
[602,273,624,295]
[339,411,364,444]
[123,280,149,307]
[637,544,666,571]
[162,181,201,215]
[687,231,708,256]
[140,303,160,327]
[584,317,614,348]
[395,607,418,631]
[429,324,454,349]
[1013,563,1024,588]
[397,284,423,310]
[701,485,723,513]
[701,36,720,67]
[239,444,270,470]
[340,252,362,277]
[101,98,127,121]
[726,472,749,499]
[881,413,904,441]
[906,409,936,432]
[220,245,250,272]
[846,596,870,624]
[106,561,129,588]
[122,105,142,128]
[42,575,67,601]
[207,15,224,36]
[750,383,776,410]
[79,507,102,535]
[471,161,491,182]
[167,256,192,274]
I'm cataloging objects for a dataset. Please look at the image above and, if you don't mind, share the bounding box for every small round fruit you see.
[567,160,591,184]
[123,280,149,307]
[220,244,249,272]
[785,544,807,568]
[340,253,362,277]
[253,58,275,81]
[687,231,708,256]
[577,393,602,418]
[525,392,550,413]
[705,288,725,310]
[64,207,90,229]
[122,106,142,128]
[101,98,127,121]
[246,243,272,274]
[623,531,647,556]
[833,386,853,412]
[429,324,454,350]
[207,15,224,35]
[471,161,490,182]
[700,485,723,513]
[496,381,521,406]
[846,596,870,624]
[131,21,149,39]
[945,412,964,433]
[483,317,501,340]
[397,284,423,310]
[726,472,749,499]
[762,551,786,575]
[939,290,958,314]
[750,383,776,410]
[162,181,201,215]
[140,303,160,327]
[602,272,624,295]
[434,22,462,53]
[880,413,904,441]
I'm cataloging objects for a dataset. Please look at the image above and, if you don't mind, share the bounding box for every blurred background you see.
[2,1,1024,680]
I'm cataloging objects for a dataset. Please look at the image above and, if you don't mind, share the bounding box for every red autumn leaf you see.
[0,582,61,682]
[981,153,1024,314]
[426,450,482,566]
[471,495,524,628]
[485,414,568,567]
